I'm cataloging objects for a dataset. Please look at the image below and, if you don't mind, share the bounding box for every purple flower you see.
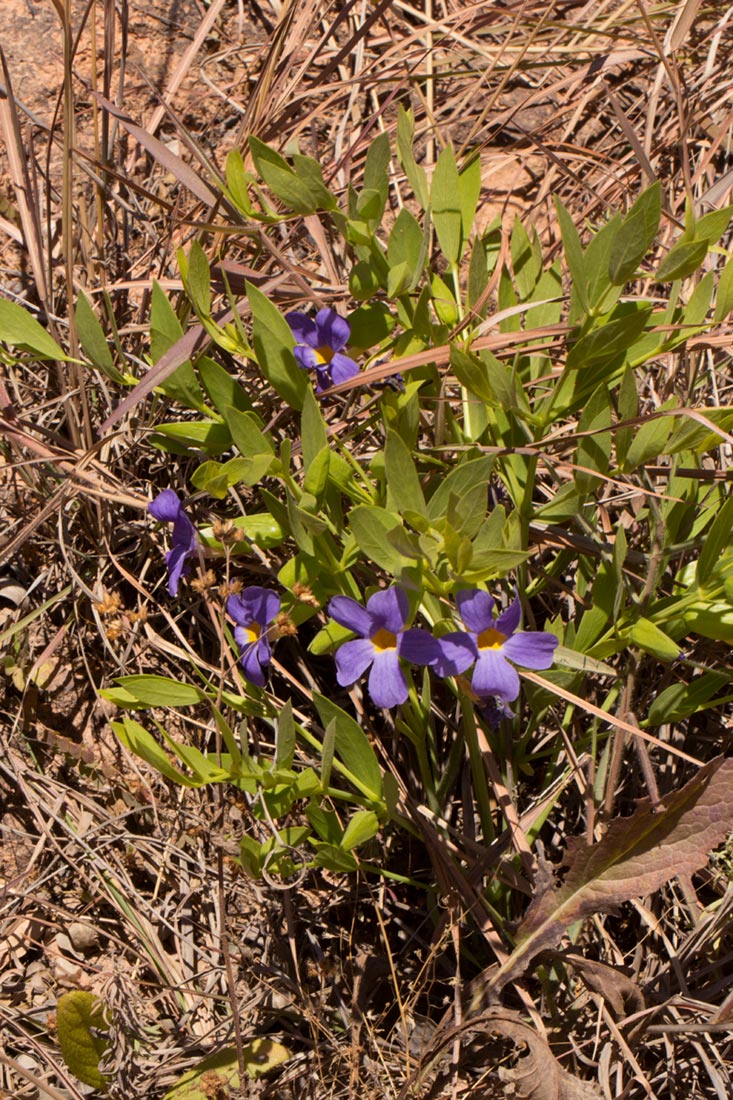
[285,307,360,393]
[148,489,198,596]
[227,587,281,686]
[328,587,440,708]
[436,590,558,702]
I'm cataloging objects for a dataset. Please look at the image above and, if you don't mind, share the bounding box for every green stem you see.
[461,699,495,843]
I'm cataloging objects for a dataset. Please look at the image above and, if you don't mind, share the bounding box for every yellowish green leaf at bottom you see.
[164,1041,291,1098]
[56,991,110,1090]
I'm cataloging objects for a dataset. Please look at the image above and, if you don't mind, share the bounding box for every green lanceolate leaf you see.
[0,298,71,360]
[608,181,661,285]
[76,290,127,383]
[431,145,462,265]
[247,281,308,410]
[385,428,427,517]
[554,196,590,314]
[312,693,383,802]
[696,493,733,586]
[396,106,428,210]
[655,238,708,282]
[112,675,203,707]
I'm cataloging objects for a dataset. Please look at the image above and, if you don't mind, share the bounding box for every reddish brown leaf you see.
[491,757,733,994]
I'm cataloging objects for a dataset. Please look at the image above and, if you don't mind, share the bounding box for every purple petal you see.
[471,650,520,701]
[165,544,191,597]
[456,589,495,633]
[293,345,321,371]
[365,587,409,633]
[314,308,350,351]
[285,311,318,347]
[313,365,332,393]
[241,637,272,686]
[149,488,184,523]
[329,596,372,638]
[172,512,197,555]
[368,650,408,708]
[502,631,558,670]
[495,595,522,637]
[335,638,375,686]
[329,352,360,386]
[399,628,441,666]
[228,587,280,627]
[433,632,477,677]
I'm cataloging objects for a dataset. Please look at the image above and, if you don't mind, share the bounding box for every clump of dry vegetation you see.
[3,2,733,1098]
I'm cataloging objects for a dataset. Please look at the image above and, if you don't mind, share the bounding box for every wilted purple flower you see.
[148,489,198,596]
[227,587,281,686]
[328,587,440,708]
[286,307,360,393]
[436,590,558,702]
[478,696,515,729]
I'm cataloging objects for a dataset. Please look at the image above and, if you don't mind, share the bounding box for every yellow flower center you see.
[245,623,262,644]
[315,345,335,365]
[371,627,397,652]
[476,627,506,650]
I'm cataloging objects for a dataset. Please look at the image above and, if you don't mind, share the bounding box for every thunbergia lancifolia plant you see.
[94,120,733,1005]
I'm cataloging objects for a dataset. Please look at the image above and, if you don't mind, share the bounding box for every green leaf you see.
[313,693,383,802]
[713,256,733,322]
[385,428,427,517]
[396,106,428,209]
[584,213,622,312]
[628,617,681,661]
[695,203,733,245]
[0,298,70,360]
[113,675,203,707]
[112,717,199,786]
[608,182,661,285]
[566,306,652,369]
[340,809,380,850]
[388,208,424,284]
[186,240,211,317]
[431,145,462,265]
[222,404,276,457]
[198,356,253,416]
[275,699,296,769]
[459,155,482,248]
[697,494,733,586]
[247,281,308,410]
[164,1041,291,1098]
[361,130,391,221]
[56,991,109,1090]
[511,217,542,298]
[348,301,396,348]
[647,671,730,726]
[225,148,255,216]
[301,385,328,466]
[655,238,708,282]
[427,456,494,520]
[349,505,411,574]
[554,196,589,313]
[76,291,126,383]
[574,384,612,492]
[150,281,208,412]
[622,411,674,472]
[250,136,335,213]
